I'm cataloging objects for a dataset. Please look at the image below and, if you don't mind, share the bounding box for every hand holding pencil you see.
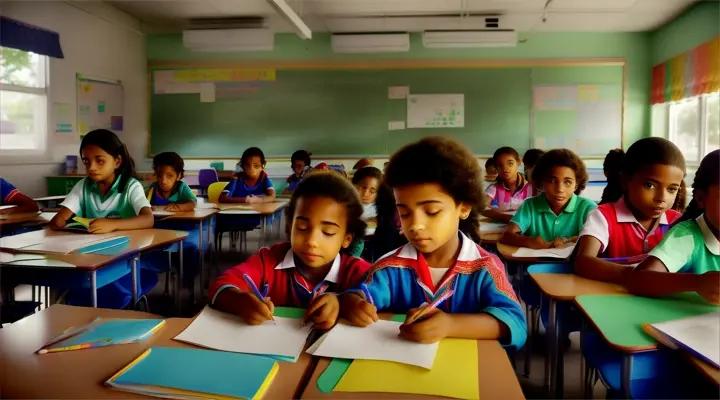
[399,290,455,344]
[234,274,275,325]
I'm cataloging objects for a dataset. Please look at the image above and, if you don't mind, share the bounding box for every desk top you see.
[530,273,626,301]
[0,305,312,399]
[0,211,55,227]
[153,208,219,221]
[34,195,67,202]
[217,200,289,215]
[574,293,719,353]
[301,340,524,399]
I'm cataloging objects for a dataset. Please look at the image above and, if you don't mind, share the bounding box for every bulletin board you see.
[76,74,124,135]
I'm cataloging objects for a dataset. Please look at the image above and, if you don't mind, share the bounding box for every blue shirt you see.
[146,182,197,206]
[223,172,274,198]
[0,178,18,205]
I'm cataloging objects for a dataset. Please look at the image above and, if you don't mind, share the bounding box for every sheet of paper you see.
[652,311,720,367]
[174,306,311,361]
[335,338,479,399]
[0,205,17,211]
[19,234,119,254]
[152,210,176,216]
[480,222,507,234]
[388,86,409,99]
[512,245,575,259]
[388,121,406,131]
[307,320,439,369]
[200,83,216,103]
[195,203,219,209]
[502,210,517,216]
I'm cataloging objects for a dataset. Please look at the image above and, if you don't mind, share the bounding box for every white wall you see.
[0,0,146,196]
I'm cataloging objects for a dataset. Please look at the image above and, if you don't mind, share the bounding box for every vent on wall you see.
[422,30,517,48]
[331,33,411,53]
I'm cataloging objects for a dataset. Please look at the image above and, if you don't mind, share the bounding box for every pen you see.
[405,289,454,325]
[243,274,276,325]
[360,283,374,306]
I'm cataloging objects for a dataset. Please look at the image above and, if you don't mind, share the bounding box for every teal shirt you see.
[649,215,720,274]
[61,176,150,219]
[146,182,197,205]
[510,194,597,241]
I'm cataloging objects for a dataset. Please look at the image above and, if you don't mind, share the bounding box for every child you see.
[623,149,719,303]
[284,150,311,194]
[0,178,39,214]
[146,152,196,211]
[50,129,153,233]
[522,148,545,182]
[599,148,624,205]
[353,158,373,170]
[340,137,526,349]
[484,158,498,182]
[210,172,371,328]
[219,147,275,204]
[501,149,596,249]
[483,147,534,223]
[351,166,382,223]
[574,138,685,283]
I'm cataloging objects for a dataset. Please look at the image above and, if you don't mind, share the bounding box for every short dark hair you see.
[493,146,520,161]
[385,137,486,243]
[241,147,266,167]
[351,166,382,185]
[291,150,311,166]
[522,149,545,167]
[623,137,686,177]
[285,172,367,249]
[485,158,496,169]
[152,152,185,178]
[531,148,589,195]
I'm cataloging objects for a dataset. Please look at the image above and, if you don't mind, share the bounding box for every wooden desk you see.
[496,242,573,264]
[0,211,54,226]
[0,305,313,399]
[530,272,626,398]
[217,200,289,248]
[301,340,524,399]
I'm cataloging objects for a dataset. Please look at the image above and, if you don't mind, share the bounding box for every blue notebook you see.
[106,347,279,399]
[38,318,165,354]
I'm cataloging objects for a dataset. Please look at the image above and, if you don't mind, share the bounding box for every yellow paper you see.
[335,338,479,399]
[72,216,92,228]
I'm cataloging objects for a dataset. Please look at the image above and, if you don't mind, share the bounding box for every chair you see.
[198,169,219,196]
[207,181,228,204]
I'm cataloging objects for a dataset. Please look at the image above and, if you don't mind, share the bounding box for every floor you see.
[11,227,610,399]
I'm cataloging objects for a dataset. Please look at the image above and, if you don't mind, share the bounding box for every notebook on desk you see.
[648,311,720,368]
[106,347,279,400]
[37,318,165,354]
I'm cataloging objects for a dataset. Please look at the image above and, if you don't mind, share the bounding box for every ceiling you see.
[104,0,700,33]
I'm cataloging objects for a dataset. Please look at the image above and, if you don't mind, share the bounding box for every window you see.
[668,92,719,163]
[0,47,48,153]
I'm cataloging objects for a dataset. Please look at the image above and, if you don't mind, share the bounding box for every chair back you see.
[198,169,219,187]
[208,181,228,203]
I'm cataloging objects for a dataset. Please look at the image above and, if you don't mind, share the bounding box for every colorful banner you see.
[174,69,276,83]
[651,36,720,104]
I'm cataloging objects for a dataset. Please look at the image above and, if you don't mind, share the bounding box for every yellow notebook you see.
[106,347,279,399]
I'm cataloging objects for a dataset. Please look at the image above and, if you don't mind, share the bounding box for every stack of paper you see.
[512,245,575,259]
[106,347,279,399]
[38,318,165,354]
[650,311,720,367]
[0,233,126,255]
[307,320,439,369]
[174,306,311,362]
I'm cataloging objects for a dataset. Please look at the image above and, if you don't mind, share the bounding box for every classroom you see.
[0,0,719,398]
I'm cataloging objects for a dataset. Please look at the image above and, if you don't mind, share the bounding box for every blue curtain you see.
[0,17,64,58]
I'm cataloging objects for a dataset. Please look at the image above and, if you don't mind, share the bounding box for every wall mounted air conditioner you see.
[422,30,517,48]
[331,33,410,53]
[183,28,275,52]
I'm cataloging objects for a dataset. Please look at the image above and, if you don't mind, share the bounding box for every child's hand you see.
[341,294,378,327]
[235,292,275,325]
[550,238,566,248]
[165,203,182,212]
[245,196,261,204]
[399,308,451,344]
[697,272,720,305]
[527,236,551,249]
[88,218,117,234]
[304,294,339,329]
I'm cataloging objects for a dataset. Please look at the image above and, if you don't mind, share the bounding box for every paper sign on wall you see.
[388,121,406,130]
[200,83,216,103]
[388,86,410,99]
[407,94,464,128]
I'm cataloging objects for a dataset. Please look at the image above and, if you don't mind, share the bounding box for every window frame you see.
[667,92,719,166]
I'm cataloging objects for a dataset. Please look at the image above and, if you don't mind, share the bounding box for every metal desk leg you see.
[580,318,588,398]
[621,354,633,399]
[131,257,139,306]
[172,250,180,312]
[179,240,185,303]
[91,271,98,308]
[260,217,267,248]
[548,298,559,397]
[198,219,204,298]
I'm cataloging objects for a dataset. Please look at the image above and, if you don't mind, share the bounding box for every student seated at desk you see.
[521,148,544,187]
[219,147,275,204]
[500,149,596,249]
[352,166,382,223]
[482,147,534,223]
[284,150,312,194]
[599,148,624,205]
[50,129,153,233]
[484,158,498,182]
[624,150,720,303]
[210,172,371,329]
[574,138,685,283]
[341,137,526,349]
[0,177,39,214]
[146,152,196,211]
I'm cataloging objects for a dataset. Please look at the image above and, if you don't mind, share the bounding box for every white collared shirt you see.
[275,248,341,284]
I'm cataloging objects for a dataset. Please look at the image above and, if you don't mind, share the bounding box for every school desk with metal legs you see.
[574,293,719,398]
[0,212,55,237]
[0,229,188,308]
[217,200,289,249]
[0,304,314,399]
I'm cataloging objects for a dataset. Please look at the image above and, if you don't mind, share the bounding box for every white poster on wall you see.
[407,94,464,128]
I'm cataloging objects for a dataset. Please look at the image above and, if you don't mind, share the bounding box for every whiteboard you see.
[407,94,464,128]
[77,76,124,134]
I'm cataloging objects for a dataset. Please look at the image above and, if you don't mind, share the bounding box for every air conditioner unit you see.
[331,33,410,54]
[183,29,275,52]
[422,30,517,48]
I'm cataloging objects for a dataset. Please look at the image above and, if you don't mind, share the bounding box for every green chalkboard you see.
[150,68,532,157]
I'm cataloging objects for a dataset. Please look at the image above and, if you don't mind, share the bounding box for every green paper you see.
[273,307,305,319]
[576,293,719,348]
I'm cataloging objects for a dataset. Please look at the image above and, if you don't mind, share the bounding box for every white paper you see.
[407,94,464,128]
[512,245,575,259]
[152,210,176,216]
[17,234,119,254]
[502,210,517,216]
[0,205,17,211]
[388,121,406,131]
[307,320,439,369]
[154,82,201,94]
[174,306,311,361]
[200,83,216,103]
[652,312,720,367]
[388,86,409,99]
[480,222,507,234]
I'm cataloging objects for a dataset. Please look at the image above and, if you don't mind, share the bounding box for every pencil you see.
[243,274,276,325]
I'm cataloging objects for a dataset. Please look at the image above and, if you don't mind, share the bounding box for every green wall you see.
[651,1,720,65]
[148,32,650,152]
